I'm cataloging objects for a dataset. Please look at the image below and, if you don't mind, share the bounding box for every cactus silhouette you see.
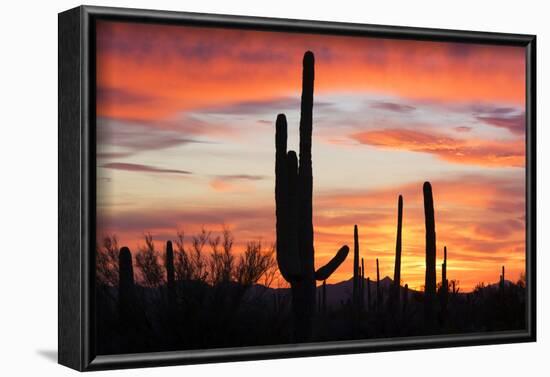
[392,195,403,309]
[165,240,176,305]
[441,246,449,304]
[423,181,437,329]
[402,283,409,315]
[440,245,449,322]
[118,246,135,325]
[442,246,447,292]
[376,258,381,311]
[275,51,349,341]
[500,265,505,290]
[353,225,360,311]
[361,257,365,311]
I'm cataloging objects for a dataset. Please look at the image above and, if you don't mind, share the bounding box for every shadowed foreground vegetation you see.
[96,229,525,355]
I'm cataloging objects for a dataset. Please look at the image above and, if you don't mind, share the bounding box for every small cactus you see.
[392,195,403,306]
[361,257,365,311]
[165,240,176,305]
[353,225,360,311]
[500,265,505,290]
[440,245,449,322]
[376,258,381,310]
[118,246,135,325]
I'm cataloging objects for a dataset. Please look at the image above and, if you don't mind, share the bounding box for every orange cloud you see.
[351,129,525,167]
[96,21,525,123]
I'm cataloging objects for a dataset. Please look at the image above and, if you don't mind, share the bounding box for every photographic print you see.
[91,16,531,357]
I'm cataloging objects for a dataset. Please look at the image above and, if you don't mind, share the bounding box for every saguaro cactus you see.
[275,51,349,341]
[500,265,505,290]
[376,258,381,310]
[353,225,360,310]
[165,240,177,311]
[442,246,448,296]
[440,245,449,321]
[118,246,135,324]
[165,241,175,287]
[361,257,365,311]
[423,181,437,328]
[392,195,403,308]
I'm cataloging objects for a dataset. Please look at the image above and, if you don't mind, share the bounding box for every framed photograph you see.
[58,5,536,371]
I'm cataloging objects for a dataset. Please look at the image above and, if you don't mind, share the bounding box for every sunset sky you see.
[96,20,526,291]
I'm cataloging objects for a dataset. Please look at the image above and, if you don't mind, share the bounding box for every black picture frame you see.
[58,5,536,371]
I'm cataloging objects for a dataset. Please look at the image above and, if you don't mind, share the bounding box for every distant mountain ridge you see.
[247,276,519,309]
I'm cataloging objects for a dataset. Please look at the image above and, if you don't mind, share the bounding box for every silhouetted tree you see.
[96,235,119,286]
[235,241,276,287]
[135,233,163,287]
[190,228,210,281]
[209,227,235,285]
[174,231,193,281]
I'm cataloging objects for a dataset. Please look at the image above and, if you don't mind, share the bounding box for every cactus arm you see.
[314,245,350,281]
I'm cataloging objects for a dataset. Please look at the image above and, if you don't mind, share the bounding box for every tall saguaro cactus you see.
[392,195,403,307]
[275,51,349,341]
[423,181,437,328]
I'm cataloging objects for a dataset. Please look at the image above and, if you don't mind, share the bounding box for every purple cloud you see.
[477,113,525,135]
[370,101,416,113]
[214,174,266,181]
[101,162,192,175]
